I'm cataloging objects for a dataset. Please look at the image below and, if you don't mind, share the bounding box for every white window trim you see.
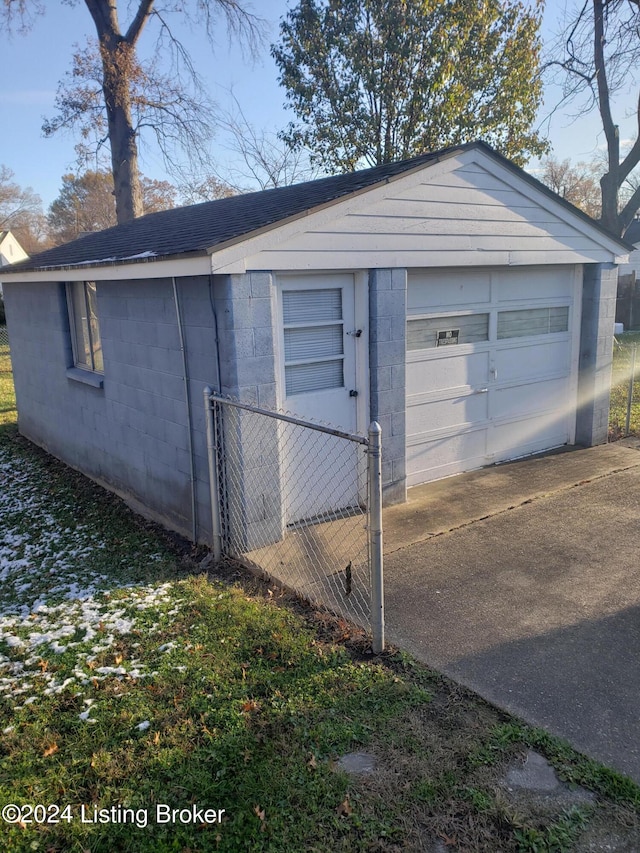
[66,281,104,376]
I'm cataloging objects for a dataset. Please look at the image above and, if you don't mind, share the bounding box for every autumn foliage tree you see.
[178,176,236,205]
[0,165,48,254]
[272,0,549,172]
[538,157,602,219]
[47,170,176,245]
[2,1,263,224]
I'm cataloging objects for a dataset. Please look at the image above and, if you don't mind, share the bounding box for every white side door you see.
[277,274,361,524]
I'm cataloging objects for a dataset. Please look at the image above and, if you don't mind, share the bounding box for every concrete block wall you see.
[175,276,222,546]
[3,275,220,543]
[212,272,283,550]
[3,282,75,445]
[213,272,277,407]
[369,268,407,504]
[576,263,618,446]
[98,278,193,537]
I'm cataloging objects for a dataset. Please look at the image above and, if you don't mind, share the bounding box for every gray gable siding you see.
[214,154,629,274]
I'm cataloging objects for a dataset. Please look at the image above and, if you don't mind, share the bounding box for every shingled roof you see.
[7,145,464,275]
[4,140,632,275]
[623,219,640,245]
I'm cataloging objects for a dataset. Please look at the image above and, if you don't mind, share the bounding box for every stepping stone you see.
[502,749,595,807]
[504,749,561,791]
[335,751,377,776]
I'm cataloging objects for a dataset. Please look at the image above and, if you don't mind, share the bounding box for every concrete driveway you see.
[382,441,640,783]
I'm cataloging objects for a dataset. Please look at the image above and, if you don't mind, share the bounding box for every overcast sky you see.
[0,0,636,210]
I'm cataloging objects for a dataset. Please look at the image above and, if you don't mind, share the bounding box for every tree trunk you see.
[600,171,621,236]
[84,0,151,224]
[105,97,144,223]
[100,38,144,223]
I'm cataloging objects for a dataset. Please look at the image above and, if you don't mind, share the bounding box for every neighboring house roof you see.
[624,219,640,246]
[3,141,633,276]
[0,230,29,273]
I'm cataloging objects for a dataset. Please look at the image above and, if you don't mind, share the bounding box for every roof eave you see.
[1,248,210,278]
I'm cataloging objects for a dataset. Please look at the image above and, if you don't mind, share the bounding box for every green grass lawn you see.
[1,338,640,851]
[609,331,640,438]
[0,327,16,426]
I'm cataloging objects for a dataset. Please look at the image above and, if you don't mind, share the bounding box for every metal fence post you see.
[368,421,384,654]
[203,386,223,562]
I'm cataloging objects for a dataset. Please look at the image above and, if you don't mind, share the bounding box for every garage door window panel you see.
[497,306,569,340]
[407,313,489,350]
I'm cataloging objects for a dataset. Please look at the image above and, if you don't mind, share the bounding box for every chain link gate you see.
[203,388,384,652]
[611,337,640,438]
[0,324,13,406]
[0,324,10,358]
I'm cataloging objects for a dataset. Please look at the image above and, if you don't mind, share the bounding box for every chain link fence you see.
[204,390,384,649]
[610,336,640,439]
[0,325,15,423]
[0,324,11,377]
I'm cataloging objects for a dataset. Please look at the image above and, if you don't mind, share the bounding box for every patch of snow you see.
[0,443,181,707]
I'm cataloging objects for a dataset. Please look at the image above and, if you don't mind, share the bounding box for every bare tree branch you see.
[548,0,640,234]
[1,1,266,223]
[125,0,155,44]
[213,90,319,190]
[1,0,45,33]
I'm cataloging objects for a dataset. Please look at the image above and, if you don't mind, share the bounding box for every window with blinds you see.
[407,313,489,350]
[283,288,345,395]
[497,306,569,340]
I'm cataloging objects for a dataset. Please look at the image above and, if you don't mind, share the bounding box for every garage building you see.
[1,141,629,543]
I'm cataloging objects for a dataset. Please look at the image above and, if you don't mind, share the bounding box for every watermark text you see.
[1,803,226,829]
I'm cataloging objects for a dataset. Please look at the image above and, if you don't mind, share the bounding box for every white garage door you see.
[406,266,582,486]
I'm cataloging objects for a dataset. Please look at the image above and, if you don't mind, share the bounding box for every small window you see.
[497,306,569,340]
[67,281,103,373]
[282,288,345,396]
[407,313,489,350]
[285,360,344,395]
[283,288,342,323]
